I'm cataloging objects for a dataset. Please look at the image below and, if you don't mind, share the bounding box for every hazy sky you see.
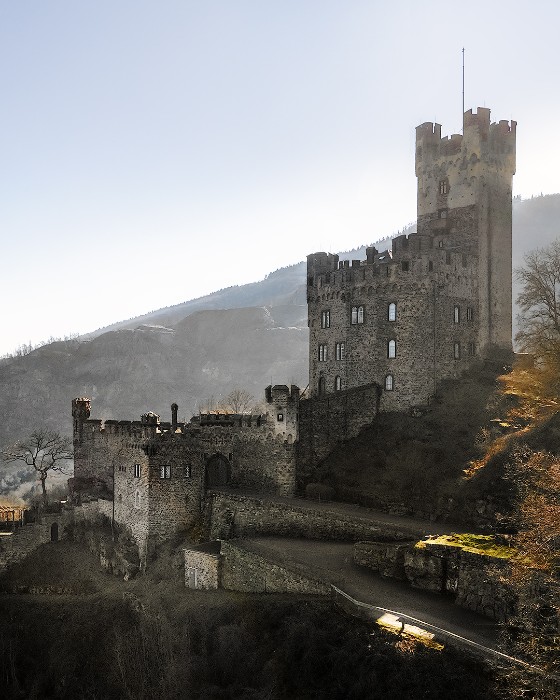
[1,1,558,356]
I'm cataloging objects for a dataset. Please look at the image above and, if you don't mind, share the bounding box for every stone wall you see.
[353,540,412,580]
[184,542,221,589]
[209,492,423,542]
[353,539,515,621]
[220,539,330,595]
[296,383,381,486]
[0,512,70,574]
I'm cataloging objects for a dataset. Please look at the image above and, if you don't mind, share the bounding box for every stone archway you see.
[50,522,59,542]
[205,453,230,489]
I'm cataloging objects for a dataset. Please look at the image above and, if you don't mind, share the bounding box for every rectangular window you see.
[454,342,461,360]
[277,412,284,421]
[466,307,473,321]
[439,180,448,195]
[321,310,330,328]
[133,463,141,478]
[160,465,171,479]
[401,261,409,272]
[468,342,475,357]
[318,344,328,362]
[118,465,126,473]
[335,342,346,360]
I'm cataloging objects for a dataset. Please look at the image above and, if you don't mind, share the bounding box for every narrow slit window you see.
[454,306,460,324]
[335,376,342,391]
[454,342,461,360]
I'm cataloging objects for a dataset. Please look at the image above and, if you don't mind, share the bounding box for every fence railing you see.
[331,584,545,673]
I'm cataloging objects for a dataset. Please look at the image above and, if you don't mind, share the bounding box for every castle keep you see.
[307,108,516,409]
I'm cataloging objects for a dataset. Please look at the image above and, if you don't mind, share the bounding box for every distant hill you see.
[1,195,559,496]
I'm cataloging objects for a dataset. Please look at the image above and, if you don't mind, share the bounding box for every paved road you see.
[245,537,502,651]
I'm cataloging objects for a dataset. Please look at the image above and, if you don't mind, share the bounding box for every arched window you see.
[388,302,397,321]
[388,339,396,359]
[335,376,342,391]
[385,374,394,391]
[318,376,326,396]
[454,305,460,324]
[351,306,364,325]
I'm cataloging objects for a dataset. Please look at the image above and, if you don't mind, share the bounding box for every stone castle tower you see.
[306,107,516,409]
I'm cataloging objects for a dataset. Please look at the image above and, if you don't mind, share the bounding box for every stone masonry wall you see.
[0,512,70,574]
[209,492,421,542]
[184,543,221,589]
[220,540,331,595]
[296,383,380,488]
[354,539,515,621]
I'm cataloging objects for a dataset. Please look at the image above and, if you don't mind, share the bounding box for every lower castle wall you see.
[0,512,70,574]
[209,492,418,542]
[354,540,515,621]
[219,540,330,595]
[184,547,221,589]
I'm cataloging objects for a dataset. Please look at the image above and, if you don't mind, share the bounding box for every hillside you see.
[1,195,559,498]
[0,540,503,700]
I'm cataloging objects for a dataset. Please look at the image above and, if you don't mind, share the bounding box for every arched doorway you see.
[50,522,59,542]
[205,454,230,488]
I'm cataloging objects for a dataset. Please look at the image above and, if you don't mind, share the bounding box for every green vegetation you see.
[416,534,516,559]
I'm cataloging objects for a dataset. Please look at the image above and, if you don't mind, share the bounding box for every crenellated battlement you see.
[307,234,476,297]
[265,384,300,404]
[415,108,516,176]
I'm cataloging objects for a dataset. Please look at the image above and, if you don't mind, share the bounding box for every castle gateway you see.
[307,108,516,410]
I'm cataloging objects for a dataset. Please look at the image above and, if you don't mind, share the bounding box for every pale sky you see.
[1,1,558,356]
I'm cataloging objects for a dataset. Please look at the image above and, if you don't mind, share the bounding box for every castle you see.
[71,107,516,566]
[308,108,516,408]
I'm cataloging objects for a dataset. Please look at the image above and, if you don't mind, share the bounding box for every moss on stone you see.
[415,533,516,559]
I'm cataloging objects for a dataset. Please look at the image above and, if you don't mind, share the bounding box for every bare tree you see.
[2,430,73,507]
[516,240,560,366]
[225,388,255,414]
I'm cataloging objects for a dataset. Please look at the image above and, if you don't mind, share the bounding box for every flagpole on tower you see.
[462,47,465,131]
